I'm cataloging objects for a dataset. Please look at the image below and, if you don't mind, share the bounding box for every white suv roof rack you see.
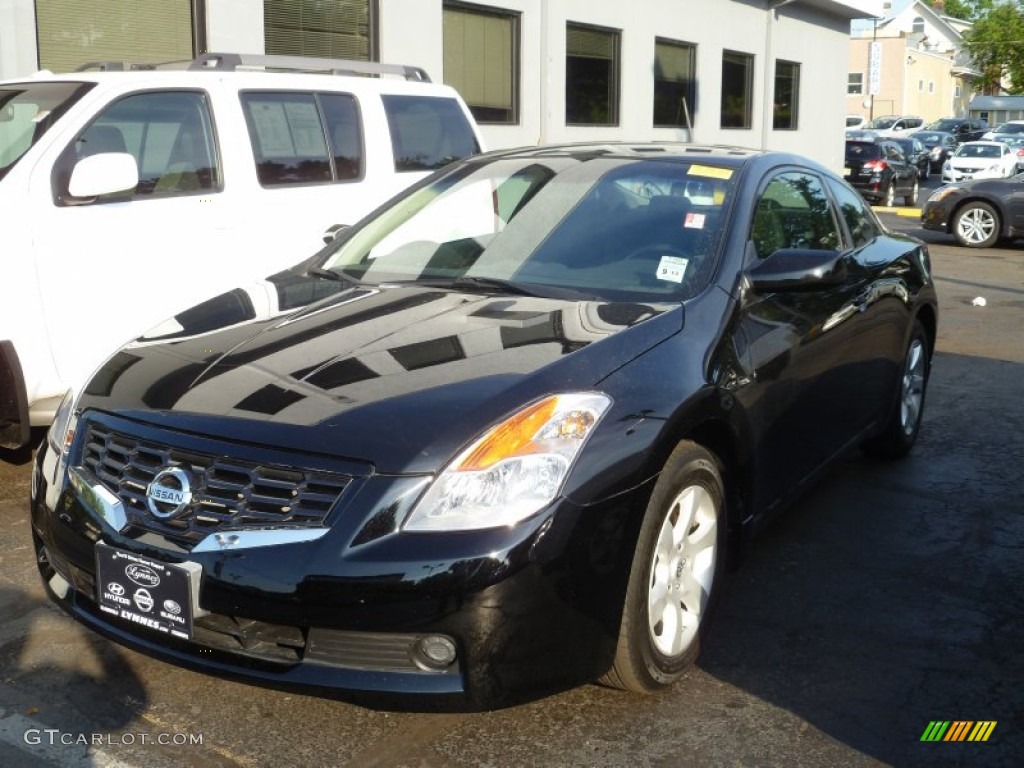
[75,52,431,82]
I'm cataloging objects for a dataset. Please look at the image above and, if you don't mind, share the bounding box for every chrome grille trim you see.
[79,423,350,547]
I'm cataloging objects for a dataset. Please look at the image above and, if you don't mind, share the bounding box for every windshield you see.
[866,117,896,130]
[955,144,1000,159]
[321,155,735,302]
[993,122,1024,135]
[0,82,94,181]
[927,119,960,132]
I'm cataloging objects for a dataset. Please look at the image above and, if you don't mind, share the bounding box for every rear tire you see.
[884,182,896,207]
[601,442,726,693]
[903,178,918,206]
[863,320,930,459]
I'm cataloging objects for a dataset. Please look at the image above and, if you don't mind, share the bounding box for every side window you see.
[241,92,331,186]
[826,178,881,249]
[381,95,480,172]
[750,172,841,259]
[241,91,364,186]
[885,144,904,162]
[57,90,220,203]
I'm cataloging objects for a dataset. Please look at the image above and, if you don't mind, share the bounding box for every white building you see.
[2,1,875,170]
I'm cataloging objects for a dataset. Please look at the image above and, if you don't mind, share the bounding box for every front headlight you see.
[47,387,78,458]
[404,392,612,531]
[926,186,959,204]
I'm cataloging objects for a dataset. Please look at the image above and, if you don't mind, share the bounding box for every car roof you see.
[470,142,829,175]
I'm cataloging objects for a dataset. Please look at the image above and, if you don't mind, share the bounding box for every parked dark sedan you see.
[910,130,959,173]
[891,136,931,180]
[921,173,1024,247]
[844,137,920,206]
[31,143,938,709]
[925,117,988,142]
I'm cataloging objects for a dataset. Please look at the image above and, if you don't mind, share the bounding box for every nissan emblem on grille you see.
[146,467,193,519]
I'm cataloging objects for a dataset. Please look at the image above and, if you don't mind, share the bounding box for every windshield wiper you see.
[305,267,362,286]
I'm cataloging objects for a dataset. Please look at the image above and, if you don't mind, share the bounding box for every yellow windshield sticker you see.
[688,165,733,180]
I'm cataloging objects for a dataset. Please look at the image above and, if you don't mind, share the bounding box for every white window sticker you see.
[656,255,689,283]
[684,212,706,229]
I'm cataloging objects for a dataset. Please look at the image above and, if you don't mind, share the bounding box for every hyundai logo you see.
[146,467,193,519]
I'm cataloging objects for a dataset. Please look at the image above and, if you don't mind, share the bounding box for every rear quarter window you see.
[381,95,480,172]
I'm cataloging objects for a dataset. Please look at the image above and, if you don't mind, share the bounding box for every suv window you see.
[845,141,882,161]
[751,172,840,259]
[55,90,220,203]
[1,82,94,182]
[382,95,480,172]
[241,91,363,186]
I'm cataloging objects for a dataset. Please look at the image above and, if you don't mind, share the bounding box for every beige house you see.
[847,0,979,122]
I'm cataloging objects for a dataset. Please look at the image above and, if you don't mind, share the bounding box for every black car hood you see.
[79,280,682,473]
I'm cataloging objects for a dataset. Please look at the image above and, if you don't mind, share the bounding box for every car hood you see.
[77,279,682,473]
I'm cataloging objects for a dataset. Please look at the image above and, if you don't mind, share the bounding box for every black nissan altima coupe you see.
[31,143,937,709]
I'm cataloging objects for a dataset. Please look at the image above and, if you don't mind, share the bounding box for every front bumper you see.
[30,429,648,709]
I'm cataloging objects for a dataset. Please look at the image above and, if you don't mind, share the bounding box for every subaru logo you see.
[146,467,193,519]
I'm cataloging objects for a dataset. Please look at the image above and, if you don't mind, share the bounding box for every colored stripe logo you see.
[920,721,997,742]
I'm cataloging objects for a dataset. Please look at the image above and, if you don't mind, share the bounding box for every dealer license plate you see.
[95,543,196,640]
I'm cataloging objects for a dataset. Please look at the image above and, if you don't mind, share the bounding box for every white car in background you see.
[941,141,1019,183]
[0,53,485,448]
[864,115,924,137]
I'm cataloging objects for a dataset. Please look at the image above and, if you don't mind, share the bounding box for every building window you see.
[264,0,374,60]
[565,23,620,126]
[929,81,935,93]
[773,60,800,130]
[912,17,925,35]
[918,79,924,92]
[721,51,753,129]
[955,84,962,98]
[653,39,696,128]
[848,72,864,95]
[35,0,193,72]
[443,3,518,124]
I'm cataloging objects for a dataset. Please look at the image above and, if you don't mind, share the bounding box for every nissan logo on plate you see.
[146,467,193,519]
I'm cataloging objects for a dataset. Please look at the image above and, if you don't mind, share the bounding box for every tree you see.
[924,0,997,21]
[962,2,1024,93]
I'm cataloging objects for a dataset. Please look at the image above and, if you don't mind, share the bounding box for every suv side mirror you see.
[68,153,139,198]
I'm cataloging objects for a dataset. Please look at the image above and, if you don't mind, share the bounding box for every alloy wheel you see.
[956,206,996,245]
[647,484,718,656]
[901,337,926,436]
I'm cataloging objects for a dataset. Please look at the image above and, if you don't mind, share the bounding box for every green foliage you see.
[963,2,1024,93]
[925,0,997,21]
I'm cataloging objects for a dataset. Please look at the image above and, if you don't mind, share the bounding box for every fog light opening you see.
[412,634,457,671]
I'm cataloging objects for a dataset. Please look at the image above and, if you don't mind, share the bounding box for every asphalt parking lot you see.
[0,195,1021,767]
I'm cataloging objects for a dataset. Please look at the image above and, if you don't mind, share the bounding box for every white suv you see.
[0,53,485,448]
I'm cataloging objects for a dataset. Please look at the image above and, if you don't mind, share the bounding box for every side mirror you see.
[745,248,847,293]
[68,152,138,198]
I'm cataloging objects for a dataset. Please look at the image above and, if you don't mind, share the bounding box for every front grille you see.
[80,423,350,547]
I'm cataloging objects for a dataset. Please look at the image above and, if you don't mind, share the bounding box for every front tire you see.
[884,181,896,207]
[953,202,999,248]
[601,442,726,693]
[863,320,930,459]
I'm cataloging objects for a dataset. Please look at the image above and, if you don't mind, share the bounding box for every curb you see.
[871,206,921,218]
